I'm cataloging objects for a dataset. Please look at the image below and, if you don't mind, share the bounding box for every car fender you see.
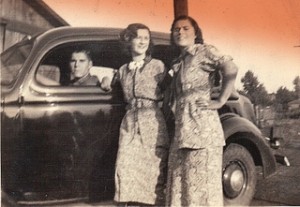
[221,113,276,177]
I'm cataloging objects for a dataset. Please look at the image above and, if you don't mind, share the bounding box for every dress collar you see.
[127,55,152,71]
[128,59,144,70]
[179,44,204,59]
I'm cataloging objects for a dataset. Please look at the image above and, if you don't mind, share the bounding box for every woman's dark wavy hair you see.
[170,15,204,47]
[119,23,153,56]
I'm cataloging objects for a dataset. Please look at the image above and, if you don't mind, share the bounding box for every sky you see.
[43,0,300,93]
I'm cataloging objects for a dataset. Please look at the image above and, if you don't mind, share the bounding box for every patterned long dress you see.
[114,57,170,205]
[166,44,233,206]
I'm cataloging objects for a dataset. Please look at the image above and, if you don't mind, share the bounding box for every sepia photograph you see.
[1,0,299,206]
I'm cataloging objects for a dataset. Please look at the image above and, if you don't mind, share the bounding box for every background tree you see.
[293,75,300,99]
[274,86,295,112]
[241,70,271,106]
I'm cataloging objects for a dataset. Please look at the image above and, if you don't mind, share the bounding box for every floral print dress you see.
[114,57,170,205]
[166,44,233,206]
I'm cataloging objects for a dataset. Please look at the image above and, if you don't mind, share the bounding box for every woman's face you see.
[131,29,150,56]
[172,19,196,48]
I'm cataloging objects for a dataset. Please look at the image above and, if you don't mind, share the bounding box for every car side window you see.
[35,41,128,89]
[36,64,60,86]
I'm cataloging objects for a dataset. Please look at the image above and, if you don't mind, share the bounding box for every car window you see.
[1,42,33,86]
[34,42,178,89]
[36,64,60,86]
[35,41,128,88]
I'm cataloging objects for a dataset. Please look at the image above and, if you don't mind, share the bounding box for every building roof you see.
[288,99,300,105]
[24,0,69,27]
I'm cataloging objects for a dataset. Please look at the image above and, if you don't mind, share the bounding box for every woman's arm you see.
[208,61,238,109]
[100,70,119,91]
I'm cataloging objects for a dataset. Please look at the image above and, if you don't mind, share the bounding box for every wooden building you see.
[0,0,69,53]
[288,99,300,111]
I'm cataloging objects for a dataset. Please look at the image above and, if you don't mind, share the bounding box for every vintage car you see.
[1,27,277,206]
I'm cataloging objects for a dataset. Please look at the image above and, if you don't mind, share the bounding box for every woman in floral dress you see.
[102,23,170,206]
[166,16,238,206]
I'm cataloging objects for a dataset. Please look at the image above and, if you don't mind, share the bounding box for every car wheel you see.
[223,143,257,206]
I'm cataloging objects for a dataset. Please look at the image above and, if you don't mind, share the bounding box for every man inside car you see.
[68,47,100,86]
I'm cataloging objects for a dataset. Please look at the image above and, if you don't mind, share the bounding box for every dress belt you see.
[126,98,158,143]
[126,98,158,110]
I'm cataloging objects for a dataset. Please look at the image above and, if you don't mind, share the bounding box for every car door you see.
[14,40,127,201]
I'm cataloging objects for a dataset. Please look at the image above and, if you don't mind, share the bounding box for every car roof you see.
[34,26,171,45]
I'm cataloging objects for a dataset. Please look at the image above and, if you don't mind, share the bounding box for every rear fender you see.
[221,114,276,177]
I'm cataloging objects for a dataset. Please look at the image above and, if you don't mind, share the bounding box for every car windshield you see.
[1,42,33,86]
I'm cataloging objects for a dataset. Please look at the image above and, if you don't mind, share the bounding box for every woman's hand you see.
[101,76,112,91]
[206,100,225,110]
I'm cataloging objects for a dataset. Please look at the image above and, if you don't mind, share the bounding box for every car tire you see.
[223,143,257,206]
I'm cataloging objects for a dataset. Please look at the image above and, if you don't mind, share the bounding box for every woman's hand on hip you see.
[207,100,225,110]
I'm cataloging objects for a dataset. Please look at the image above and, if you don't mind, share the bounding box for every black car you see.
[1,27,277,206]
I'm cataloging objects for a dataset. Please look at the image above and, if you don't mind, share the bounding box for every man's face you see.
[69,52,92,78]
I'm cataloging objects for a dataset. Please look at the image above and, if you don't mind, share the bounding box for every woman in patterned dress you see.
[102,23,170,206]
[166,16,238,206]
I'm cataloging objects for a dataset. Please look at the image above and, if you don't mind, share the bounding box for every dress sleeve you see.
[159,66,173,92]
[205,44,233,66]
[155,60,172,92]
[111,64,125,85]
